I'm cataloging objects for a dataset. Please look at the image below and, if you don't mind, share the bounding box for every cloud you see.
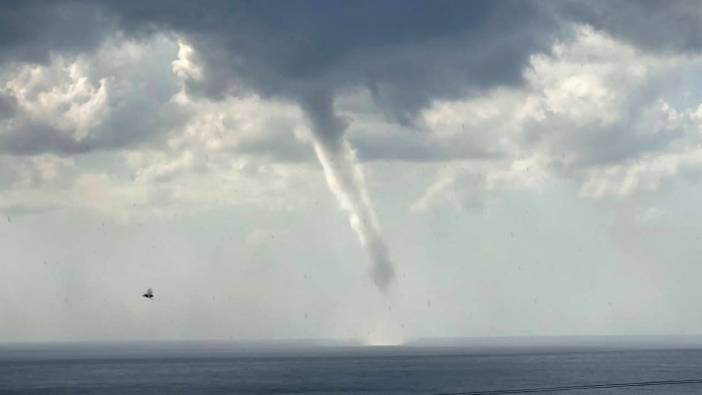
[0,82,322,219]
[411,26,702,210]
[1,1,702,217]
[0,1,115,65]
[411,155,551,212]
[0,155,321,221]
[0,34,185,155]
[559,0,702,54]
[522,26,699,165]
[98,1,560,119]
[0,154,78,197]
[578,147,702,199]
[0,1,700,125]
[0,43,321,219]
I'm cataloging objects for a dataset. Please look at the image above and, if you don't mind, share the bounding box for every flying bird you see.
[142,288,154,299]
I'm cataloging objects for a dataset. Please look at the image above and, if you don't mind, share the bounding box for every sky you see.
[3,1,702,344]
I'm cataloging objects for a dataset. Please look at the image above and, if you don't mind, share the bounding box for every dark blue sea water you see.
[2,339,702,394]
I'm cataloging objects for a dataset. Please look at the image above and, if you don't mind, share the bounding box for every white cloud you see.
[0,34,184,155]
[0,34,324,219]
[11,154,77,189]
[579,147,702,198]
[172,41,203,82]
[411,155,551,213]
[2,58,109,142]
[411,25,702,210]
[0,86,322,220]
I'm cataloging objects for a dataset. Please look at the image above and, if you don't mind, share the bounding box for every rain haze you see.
[4,0,702,349]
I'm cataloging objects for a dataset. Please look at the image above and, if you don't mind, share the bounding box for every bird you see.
[143,288,154,299]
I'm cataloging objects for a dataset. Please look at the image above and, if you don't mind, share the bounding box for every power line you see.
[435,378,702,394]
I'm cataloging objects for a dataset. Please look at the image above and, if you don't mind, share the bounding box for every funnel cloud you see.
[302,92,395,290]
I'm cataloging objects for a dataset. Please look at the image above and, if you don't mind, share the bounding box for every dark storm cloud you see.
[0,0,563,158]
[2,1,701,111]
[559,0,702,54]
[525,115,688,170]
[0,1,114,65]
[113,0,560,120]
[0,94,16,118]
[1,0,701,159]
[3,1,561,113]
[349,130,503,162]
[0,121,93,155]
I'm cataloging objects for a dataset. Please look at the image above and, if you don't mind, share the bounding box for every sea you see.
[2,336,702,394]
